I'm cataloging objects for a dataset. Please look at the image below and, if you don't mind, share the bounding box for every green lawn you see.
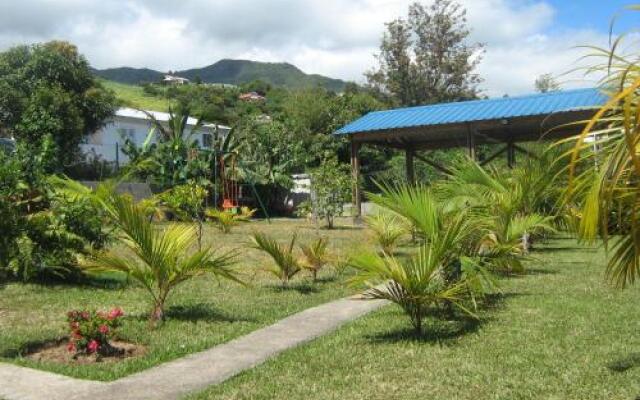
[0,218,369,381]
[189,238,640,400]
[100,79,170,112]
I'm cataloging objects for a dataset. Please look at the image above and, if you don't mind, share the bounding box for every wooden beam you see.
[414,153,453,175]
[480,145,508,166]
[405,147,415,185]
[350,139,361,221]
[512,143,537,159]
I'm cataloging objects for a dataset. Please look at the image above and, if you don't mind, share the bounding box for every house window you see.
[202,133,212,148]
[117,128,136,143]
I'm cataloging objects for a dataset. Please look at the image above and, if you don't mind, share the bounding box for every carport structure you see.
[334,88,608,218]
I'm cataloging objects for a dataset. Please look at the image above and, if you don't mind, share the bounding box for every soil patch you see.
[25,339,145,365]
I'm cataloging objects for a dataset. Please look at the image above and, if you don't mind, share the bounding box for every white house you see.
[81,108,230,165]
[163,74,190,85]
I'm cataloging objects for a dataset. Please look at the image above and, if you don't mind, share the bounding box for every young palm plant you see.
[53,178,242,324]
[348,224,476,334]
[250,232,301,286]
[299,237,330,281]
[364,211,406,254]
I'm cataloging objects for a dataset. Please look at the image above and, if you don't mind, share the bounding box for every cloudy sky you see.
[0,0,637,96]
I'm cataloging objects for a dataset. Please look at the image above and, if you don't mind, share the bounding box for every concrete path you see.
[0,295,387,400]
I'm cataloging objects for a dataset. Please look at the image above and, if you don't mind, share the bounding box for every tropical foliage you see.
[299,237,330,281]
[564,10,640,288]
[0,141,108,282]
[308,156,352,228]
[250,232,301,286]
[0,41,117,169]
[54,178,241,323]
[205,207,256,234]
[364,211,406,254]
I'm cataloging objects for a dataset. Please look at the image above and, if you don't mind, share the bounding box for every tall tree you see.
[0,41,117,169]
[366,0,483,107]
[534,73,561,93]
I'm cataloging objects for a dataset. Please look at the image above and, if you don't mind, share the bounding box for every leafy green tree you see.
[309,156,352,229]
[0,41,117,168]
[534,73,560,93]
[366,0,483,106]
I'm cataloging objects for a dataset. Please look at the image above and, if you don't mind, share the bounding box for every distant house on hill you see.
[162,74,190,85]
[81,108,230,166]
[239,91,266,102]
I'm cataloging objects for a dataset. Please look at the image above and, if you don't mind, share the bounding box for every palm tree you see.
[348,237,475,335]
[364,211,406,254]
[299,237,330,281]
[250,232,301,286]
[564,14,640,287]
[53,178,242,323]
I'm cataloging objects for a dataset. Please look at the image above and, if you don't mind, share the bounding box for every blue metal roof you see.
[335,88,608,135]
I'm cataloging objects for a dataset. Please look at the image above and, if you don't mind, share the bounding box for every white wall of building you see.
[80,108,230,165]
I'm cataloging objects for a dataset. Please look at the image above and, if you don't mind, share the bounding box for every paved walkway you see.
[0,295,387,400]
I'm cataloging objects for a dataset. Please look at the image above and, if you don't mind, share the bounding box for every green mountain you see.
[92,59,348,91]
[91,67,163,85]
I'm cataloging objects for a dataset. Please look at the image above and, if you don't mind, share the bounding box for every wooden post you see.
[467,126,476,160]
[405,147,415,185]
[350,138,361,221]
[507,141,516,168]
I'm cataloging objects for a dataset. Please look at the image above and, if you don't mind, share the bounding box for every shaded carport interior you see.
[334,88,608,218]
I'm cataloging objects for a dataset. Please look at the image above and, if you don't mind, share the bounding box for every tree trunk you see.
[150,301,165,326]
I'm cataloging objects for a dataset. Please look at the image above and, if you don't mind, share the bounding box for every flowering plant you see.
[66,308,124,356]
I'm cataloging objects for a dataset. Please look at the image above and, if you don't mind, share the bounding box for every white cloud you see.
[0,0,614,96]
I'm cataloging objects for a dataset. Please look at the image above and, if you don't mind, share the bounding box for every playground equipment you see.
[212,150,270,222]
[218,153,239,211]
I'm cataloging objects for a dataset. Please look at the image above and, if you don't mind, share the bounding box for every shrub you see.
[66,308,124,357]
[0,143,108,282]
[308,156,351,229]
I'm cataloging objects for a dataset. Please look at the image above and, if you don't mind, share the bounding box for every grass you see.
[188,237,640,400]
[100,79,170,112]
[0,218,370,381]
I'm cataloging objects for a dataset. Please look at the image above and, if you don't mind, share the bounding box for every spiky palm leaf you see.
[299,237,329,280]
[250,232,301,286]
[54,178,241,322]
[348,242,476,334]
[563,11,640,288]
[364,211,406,254]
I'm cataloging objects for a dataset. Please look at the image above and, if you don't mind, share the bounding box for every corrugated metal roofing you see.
[335,88,608,135]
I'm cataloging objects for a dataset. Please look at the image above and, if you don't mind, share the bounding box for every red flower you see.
[98,325,109,334]
[67,342,76,353]
[108,308,124,320]
[87,340,99,353]
[80,311,90,320]
[70,321,79,330]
